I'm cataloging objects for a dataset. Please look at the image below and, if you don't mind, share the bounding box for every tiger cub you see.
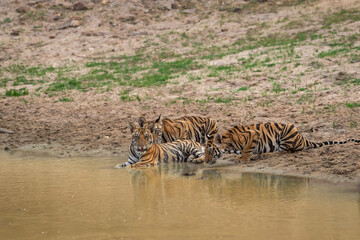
[151,115,218,145]
[120,115,219,167]
[115,122,205,168]
[119,117,191,168]
[151,115,219,164]
[205,122,360,163]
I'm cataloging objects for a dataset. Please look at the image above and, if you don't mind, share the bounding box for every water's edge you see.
[4,148,360,184]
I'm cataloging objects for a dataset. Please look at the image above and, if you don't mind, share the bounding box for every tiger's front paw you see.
[114,163,127,168]
[191,156,205,164]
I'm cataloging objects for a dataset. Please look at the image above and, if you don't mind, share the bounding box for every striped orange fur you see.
[206,122,360,163]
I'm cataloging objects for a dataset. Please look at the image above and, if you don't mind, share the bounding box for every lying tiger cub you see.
[120,115,219,167]
[116,121,205,168]
[205,122,360,164]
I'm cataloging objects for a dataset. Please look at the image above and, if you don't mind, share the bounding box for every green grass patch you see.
[6,64,27,74]
[202,31,310,61]
[213,97,233,104]
[119,89,141,102]
[351,78,360,85]
[310,34,323,40]
[297,93,314,104]
[58,98,73,102]
[1,17,11,24]
[317,48,349,58]
[350,54,360,63]
[235,86,249,92]
[132,73,169,87]
[291,87,307,94]
[13,76,36,86]
[27,66,55,77]
[345,102,360,108]
[5,88,29,97]
[0,78,9,87]
[46,77,83,92]
[207,65,240,77]
[272,82,286,93]
[83,57,200,88]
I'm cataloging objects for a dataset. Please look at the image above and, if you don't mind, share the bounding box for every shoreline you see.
[3,144,359,184]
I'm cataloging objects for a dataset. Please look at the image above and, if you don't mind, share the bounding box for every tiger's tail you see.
[306,139,360,149]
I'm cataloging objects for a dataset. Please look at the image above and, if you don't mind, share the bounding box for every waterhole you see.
[0,151,359,240]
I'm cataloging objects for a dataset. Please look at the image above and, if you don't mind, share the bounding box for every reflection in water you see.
[128,163,203,215]
[202,169,308,206]
[1,152,360,240]
[129,165,309,210]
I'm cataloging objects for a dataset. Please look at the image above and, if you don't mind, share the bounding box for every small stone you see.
[183,8,196,14]
[16,6,28,14]
[182,172,196,176]
[4,147,10,151]
[131,31,148,36]
[49,35,55,39]
[73,2,88,11]
[69,20,81,27]
[55,0,72,9]
[156,0,174,10]
[53,13,61,21]
[10,30,20,36]
[232,7,242,13]
[81,31,106,37]
[171,3,179,9]
[58,19,71,29]
[58,19,81,30]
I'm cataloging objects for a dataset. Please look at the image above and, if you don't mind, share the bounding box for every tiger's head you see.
[204,133,229,163]
[129,121,155,153]
[137,115,162,143]
[153,114,163,142]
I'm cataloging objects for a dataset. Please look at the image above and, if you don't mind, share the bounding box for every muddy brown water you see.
[0,151,360,240]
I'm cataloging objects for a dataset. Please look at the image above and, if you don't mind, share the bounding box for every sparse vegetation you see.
[323,9,360,28]
[1,17,11,24]
[5,88,29,97]
[345,102,360,108]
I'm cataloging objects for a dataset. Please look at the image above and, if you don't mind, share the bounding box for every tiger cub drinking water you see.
[205,122,360,164]
[116,121,205,168]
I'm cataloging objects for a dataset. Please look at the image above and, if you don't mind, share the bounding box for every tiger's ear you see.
[138,116,146,128]
[214,134,222,146]
[147,121,155,132]
[155,114,162,124]
[129,122,137,133]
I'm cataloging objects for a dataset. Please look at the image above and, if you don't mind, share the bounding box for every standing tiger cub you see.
[205,122,360,164]
[150,115,218,145]
[116,121,206,168]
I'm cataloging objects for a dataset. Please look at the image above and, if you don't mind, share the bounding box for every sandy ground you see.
[0,0,359,182]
